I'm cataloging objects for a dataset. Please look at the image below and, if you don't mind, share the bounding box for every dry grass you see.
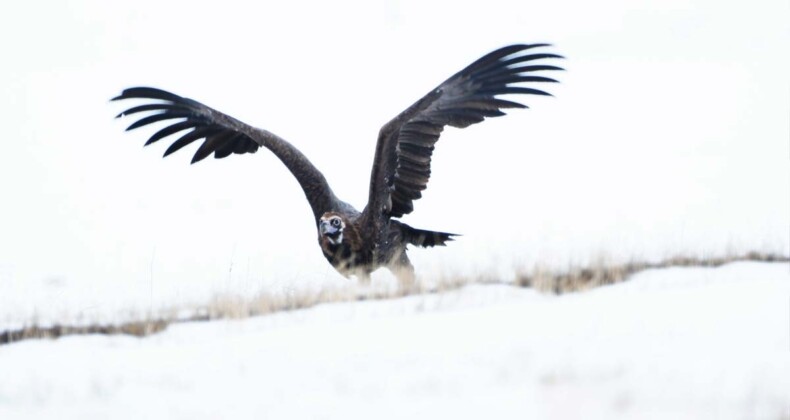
[0,320,169,345]
[0,281,467,346]
[1,251,786,346]
[516,251,788,294]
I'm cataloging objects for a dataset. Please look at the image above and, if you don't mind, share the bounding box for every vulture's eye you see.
[331,218,341,227]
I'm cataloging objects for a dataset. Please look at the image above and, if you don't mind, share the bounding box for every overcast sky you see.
[0,0,787,306]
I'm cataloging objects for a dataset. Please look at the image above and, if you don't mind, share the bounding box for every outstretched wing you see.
[365,44,563,221]
[112,87,339,220]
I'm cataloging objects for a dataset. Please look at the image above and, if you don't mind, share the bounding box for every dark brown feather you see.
[364,44,563,220]
[112,87,343,220]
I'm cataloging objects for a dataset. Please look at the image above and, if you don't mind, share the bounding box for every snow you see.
[1,262,787,419]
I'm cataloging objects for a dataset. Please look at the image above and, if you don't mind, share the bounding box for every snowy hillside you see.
[1,261,787,420]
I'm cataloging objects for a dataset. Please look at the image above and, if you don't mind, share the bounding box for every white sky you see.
[0,0,788,311]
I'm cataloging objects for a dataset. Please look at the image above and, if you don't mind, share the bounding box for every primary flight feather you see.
[112,44,563,286]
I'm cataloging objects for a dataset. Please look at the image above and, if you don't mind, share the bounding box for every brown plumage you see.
[112,44,563,286]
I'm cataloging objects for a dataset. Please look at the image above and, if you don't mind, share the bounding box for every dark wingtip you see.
[111,87,141,102]
[525,64,565,72]
[525,42,552,49]
[190,153,206,165]
[507,43,552,51]
[529,53,565,61]
[125,118,153,131]
[111,86,184,103]
[163,146,177,158]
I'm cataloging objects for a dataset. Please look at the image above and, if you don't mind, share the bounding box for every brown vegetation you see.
[1,251,786,346]
[516,251,788,294]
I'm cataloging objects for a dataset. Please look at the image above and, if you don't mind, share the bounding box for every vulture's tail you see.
[400,224,459,248]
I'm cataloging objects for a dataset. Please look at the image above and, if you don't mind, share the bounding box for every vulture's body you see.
[113,44,563,286]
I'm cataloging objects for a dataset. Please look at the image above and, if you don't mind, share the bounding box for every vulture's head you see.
[319,213,346,245]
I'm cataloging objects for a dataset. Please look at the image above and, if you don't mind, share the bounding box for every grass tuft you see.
[1,251,786,346]
[516,251,789,293]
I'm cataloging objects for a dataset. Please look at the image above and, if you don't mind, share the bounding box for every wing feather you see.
[365,44,563,220]
[112,87,340,220]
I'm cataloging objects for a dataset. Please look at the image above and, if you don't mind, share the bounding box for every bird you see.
[112,44,563,287]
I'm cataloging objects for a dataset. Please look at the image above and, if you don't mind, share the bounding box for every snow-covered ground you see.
[1,261,787,419]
